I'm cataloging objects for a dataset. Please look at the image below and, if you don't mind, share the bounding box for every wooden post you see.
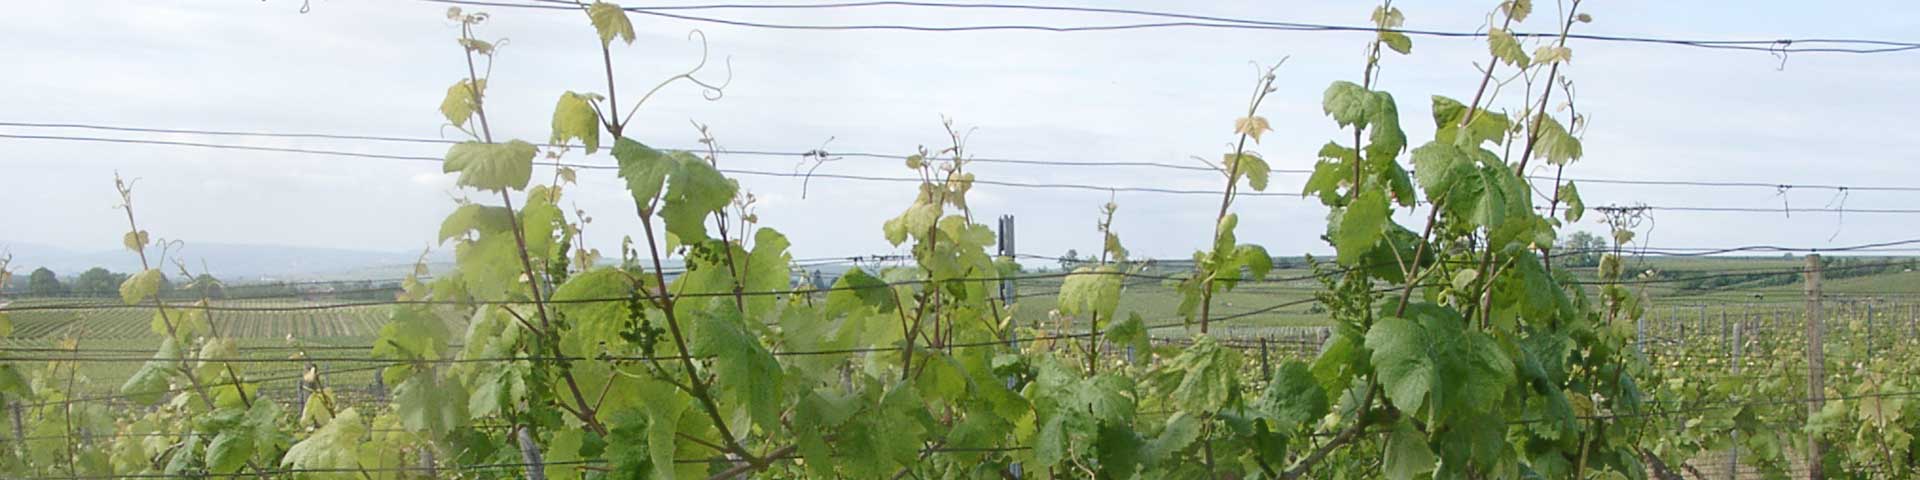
[1804,254,1825,480]
[4,399,18,458]
[1730,320,1743,477]
[1635,309,1646,360]
[1865,303,1875,358]
[518,426,548,480]
[1259,338,1271,380]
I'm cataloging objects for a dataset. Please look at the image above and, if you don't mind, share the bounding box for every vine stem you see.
[1201,63,1281,334]
[466,35,608,433]
[636,211,759,467]
[1281,378,1377,479]
[1513,0,1584,176]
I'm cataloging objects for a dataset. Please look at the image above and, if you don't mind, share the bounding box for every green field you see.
[4,256,1912,397]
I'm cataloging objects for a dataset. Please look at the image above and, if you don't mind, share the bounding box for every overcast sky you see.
[3,0,1917,269]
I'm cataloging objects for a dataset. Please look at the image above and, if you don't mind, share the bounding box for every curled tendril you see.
[621,30,733,127]
[1770,39,1792,71]
[794,137,839,199]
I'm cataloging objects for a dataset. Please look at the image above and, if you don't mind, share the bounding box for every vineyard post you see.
[1699,305,1707,344]
[1001,215,1022,479]
[1259,337,1271,380]
[1804,253,1825,480]
[1864,303,1873,358]
[1719,307,1728,353]
[1730,319,1742,477]
[1635,309,1645,360]
[997,215,1017,348]
[4,398,17,457]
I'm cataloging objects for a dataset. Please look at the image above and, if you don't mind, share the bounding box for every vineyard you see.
[2,1,1919,480]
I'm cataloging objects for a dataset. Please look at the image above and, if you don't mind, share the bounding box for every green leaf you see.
[1410,142,1471,202]
[1143,411,1203,466]
[553,267,637,354]
[1380,31,1412,54]
[440,79,484,128]
[659,152,737,246]
[1235,244,1273,281]
[1559,181,1584,222]
[1534,45,1573,64]
[824,267,894,315]
[1431,96,1510,147]
[394,374,467,437]
[1105,313,1150,365]
[1334,188,1389,265]
[1383,420,1437,480]
[1234,115,1272,143]
[1255,361,1328,432]
[1162,336,1240,413]
[693,310,784,430]
[1225,152,1271,192]
[613,138,671,208]
[282,408,367,473]
[122,230,149,252]
[443,140,537,191]
[438,203,514,243]
[551,91,602,155]
[1322,81,1372,128]
[1531,116,1583,166]
[120,338,181,405]
[1059,266,1122,319]
[1500,0,1533,22]
[1366,316,1433,414]
[118,269,163,305]
[1364,306,1513,421]
[1372,6,1406,27]
[1365,91,1406,160]
[589,1,636,46]
[1488,28,1531,68]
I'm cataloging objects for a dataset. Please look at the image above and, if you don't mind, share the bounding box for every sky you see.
[2,0,1917,271]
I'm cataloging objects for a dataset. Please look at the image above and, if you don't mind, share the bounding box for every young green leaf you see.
[1334,188,1390,265]
[282,408,368,474]
[1531,116,1583,165]
[1224,152,1271,192]
[1383,419,1437,480]
[1059,266,1123,319]
[119,268,163,305]
[1558,181,1584,222]
[1487,29,1531,68]
[588,1,636,46]
[1234,115,1273,143]
[1322,81,1373,128]
[443,140,537,191]
[1255,361,1328,432]
[440,79,484,128]
[1380,31,1413,54]
[551,91,602,154]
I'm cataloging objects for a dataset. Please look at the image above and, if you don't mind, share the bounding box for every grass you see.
[3,256,1911,394]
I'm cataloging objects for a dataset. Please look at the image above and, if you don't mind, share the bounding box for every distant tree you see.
[28,267,67,296]
[1059,249,1081,271]
[189,273,225,300]
[1558,231,1607,268]
[71,267,129,298]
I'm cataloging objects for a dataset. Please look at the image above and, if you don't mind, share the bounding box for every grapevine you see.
[0,1,1916,479]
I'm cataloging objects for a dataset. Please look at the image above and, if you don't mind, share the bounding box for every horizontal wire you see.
[9,121,1920,193]
[425,0,1920,54]
[10,132,1919,218]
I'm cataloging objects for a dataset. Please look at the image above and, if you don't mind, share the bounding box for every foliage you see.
[7,2,1916,480]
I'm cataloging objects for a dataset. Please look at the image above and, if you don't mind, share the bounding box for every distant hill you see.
[0,241,452,282]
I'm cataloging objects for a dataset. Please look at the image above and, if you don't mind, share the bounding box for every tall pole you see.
[1804,254,1825,480]
[997,215,1017,348]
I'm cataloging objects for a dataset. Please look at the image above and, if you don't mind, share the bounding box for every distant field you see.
[1,299,400,396]
[3,256,1912,395]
